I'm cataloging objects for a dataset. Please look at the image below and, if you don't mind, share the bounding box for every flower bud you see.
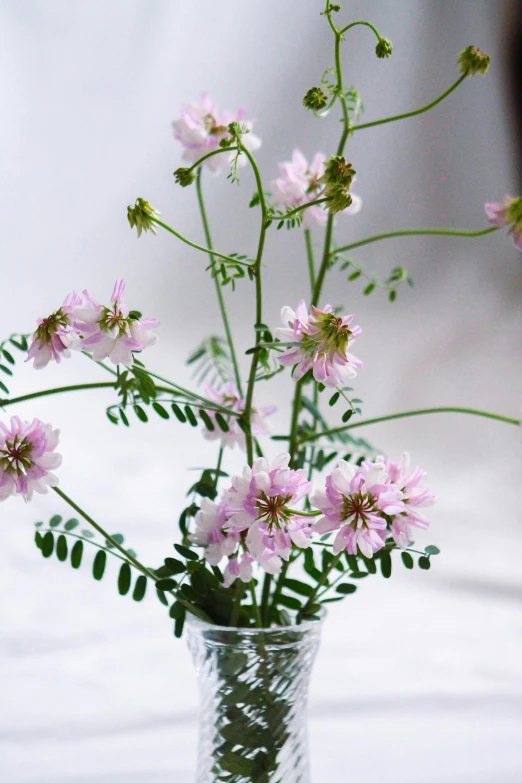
[458,45,490,76]
[321,156,356,188]
[375,37,393,59]
[326,186,353,216]
[127,198,160,238]
[173,167,196,187]
[302,87,328,112]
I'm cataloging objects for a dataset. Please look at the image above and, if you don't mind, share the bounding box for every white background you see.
[1,1,521,781]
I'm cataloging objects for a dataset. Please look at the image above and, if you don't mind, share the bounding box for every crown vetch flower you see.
[223,453,312,571]
[311,460,402,558]
[26,291,83,369]
[172,93,261,175]
[458,45,490,76]
[372,452,436,548]
[189,497,240,566]
[484,196,522,251]
[272,149,361,227]
[0,417,61,501]
[223,552,254,588]
[201,382,276,450]
[275,300,362,386]
[127,198,160,238]
[74,280,159,366]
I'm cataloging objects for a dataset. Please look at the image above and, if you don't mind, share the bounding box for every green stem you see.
[51,487,212,622]
[303,551,344,611]
[239,145,268,468]
[288,379,304,466]
[213,447,224,490]
[304,229,315,292]
[183,146,239,174]
[1,382,116,408]
[339,20,382,39]
[249,579,262,628]
[230,579,244,627]
[351,74,467,133]
[301,406,520,443]
[260,573,273,627]
[150,217,252,269]
[330,225,500,259]
[269,558,291,621]
[281,197,330,221]
[196,168,243,395]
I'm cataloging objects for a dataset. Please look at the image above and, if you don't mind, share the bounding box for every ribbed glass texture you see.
[186,615,325,783]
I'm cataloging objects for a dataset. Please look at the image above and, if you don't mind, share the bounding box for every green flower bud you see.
[375,37,393,59]
[127,198,160,238]
[321,156,356,188]
[302,87,328,112]
[326,186,353,216]
[458,45,490,76]
[173,167,196,187]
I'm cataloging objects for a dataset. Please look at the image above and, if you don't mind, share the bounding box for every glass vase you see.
[186,613,325,783]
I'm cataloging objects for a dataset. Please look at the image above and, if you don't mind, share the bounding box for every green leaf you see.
[389,289,397,303]
[363,283,376,296]
[133,405,148,423]
[64,518,79,531]
[0,364,13,376]
[278,594,302,610]
[380,550,392,579]
[119,408,130,427]
[418,556,431,570]
[164,557,186,575]
[342,409,353,423]
[199,409,215,431]
[401,551,414,569]
[70,540,83,569]
[283,578,314,597]
[174,543,199,561]
[184,406,198,426]
[0,379,9,393]
[106,409,119,425]
[34,531,43,549]
[56,534,68,562]
[152,402,169,419]
[424,545,440,556]
[2,349,15,364]
[41,531,54,558]
[81,529,95,538]
[171,404,187,423]
[156,588,169,606]
[156,578,178,591]
[169,601,184,619]
[215,413,230,432]
[174,606,186,638]
[336,583,357,594]
[348,270,362,281]
[49,515,62,528]
[220,752,254,777]
[105,533,124,548]
[329,392,340,407]
[92,550,107,580]
[361,555,377,574]
[118,562,132,595]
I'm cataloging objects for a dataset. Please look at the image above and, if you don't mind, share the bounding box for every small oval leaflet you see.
[92,550,107,580]
[70,540,83,569]
[118,562,132,595]
[56,535,68,562]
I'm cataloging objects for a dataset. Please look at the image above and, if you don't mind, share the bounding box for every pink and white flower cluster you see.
[189,451,435,585]
[202,382,276,450]
[27,280,159,369]
[311,453,436,557]
[272,149,362,227]
[484,196,522,251]
[275,300,362,386]
[190,454,312,586]
[172,93,261,175]
[0,416,61,502]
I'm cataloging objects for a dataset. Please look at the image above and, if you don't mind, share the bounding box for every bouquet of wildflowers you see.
[1,5,519,643]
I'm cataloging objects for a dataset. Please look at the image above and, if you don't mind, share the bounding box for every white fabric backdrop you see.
[0,1,521,781]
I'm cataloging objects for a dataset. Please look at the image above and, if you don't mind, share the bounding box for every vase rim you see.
[186,607,326,635]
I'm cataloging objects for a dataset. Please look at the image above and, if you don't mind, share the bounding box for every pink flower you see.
[275,300,362,387]
[223,552,254,588]
[189,497,239,566]
[0,416,61,502]
[311,460,397,558]
[201,382,276,450]
[223,453,312,572]
[74,280,159,366]
[484,196,522,251]
[371,453,437,548]
[26,291,83,369]
[172,93,261,175]
[272,149,362,227]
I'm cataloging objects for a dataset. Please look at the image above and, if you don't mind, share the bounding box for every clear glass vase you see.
[186,613,325,783]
